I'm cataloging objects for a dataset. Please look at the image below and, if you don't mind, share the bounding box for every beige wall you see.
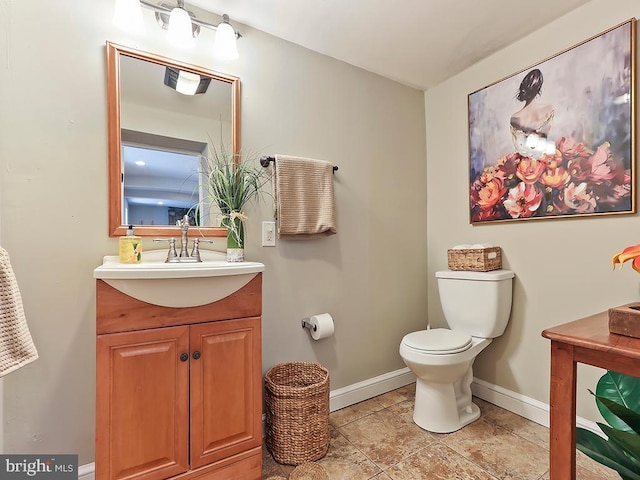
[426,0,640,423]
[0,0,427,463]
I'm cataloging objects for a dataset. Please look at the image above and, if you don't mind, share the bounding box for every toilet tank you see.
[436,269,515,338]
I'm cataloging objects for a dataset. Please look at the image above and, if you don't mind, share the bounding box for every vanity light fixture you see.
[167,0,195,48]
[113,0,241,58]
[212,15,239,60]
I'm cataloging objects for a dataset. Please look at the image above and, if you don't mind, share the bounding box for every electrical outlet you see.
[262,221,276,247]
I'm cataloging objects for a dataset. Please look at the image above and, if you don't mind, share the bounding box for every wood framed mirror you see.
[107,42,239,237]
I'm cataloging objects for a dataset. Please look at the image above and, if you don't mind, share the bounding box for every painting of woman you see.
[468,20,634,223]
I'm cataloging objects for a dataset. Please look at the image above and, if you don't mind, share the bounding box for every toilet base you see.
[412,367,480,433]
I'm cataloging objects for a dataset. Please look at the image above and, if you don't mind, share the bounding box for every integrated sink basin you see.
[93,249,265,308]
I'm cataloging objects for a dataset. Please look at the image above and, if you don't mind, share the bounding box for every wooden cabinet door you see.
[96,326,190,480]
[189,317,262,469]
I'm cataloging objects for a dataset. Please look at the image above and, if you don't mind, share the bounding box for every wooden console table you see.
[542,311,640,479]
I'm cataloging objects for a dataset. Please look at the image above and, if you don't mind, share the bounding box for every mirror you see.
[107,42,239,237]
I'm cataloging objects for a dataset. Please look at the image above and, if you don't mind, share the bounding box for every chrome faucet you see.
[154,215,214,263]
[177,215,190,258]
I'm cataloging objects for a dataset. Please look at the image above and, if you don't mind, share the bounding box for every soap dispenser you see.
[119,225,142,264]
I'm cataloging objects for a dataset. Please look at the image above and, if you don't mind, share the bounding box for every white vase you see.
[226,248,244,262]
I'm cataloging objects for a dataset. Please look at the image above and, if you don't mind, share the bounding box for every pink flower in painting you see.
[516,158,547,185]
[587,142,617,184]
[557,136,591,161]
[563,182,597,213]
[612,182,632,199]
[592,168,631,205]
[503,182,543,218]
[609,170,633,200]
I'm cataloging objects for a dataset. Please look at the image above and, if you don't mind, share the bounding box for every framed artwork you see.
[468,19,636,224]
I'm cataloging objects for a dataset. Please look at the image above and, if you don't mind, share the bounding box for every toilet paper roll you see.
[309,313,335,340]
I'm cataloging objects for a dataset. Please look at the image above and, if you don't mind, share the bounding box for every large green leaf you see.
[596,372,640,433]
[594,393,640,436]
[599,423,640,468]
[576,427,640,479]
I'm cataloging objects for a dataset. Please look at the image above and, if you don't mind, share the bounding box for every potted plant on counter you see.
[201,145,269,262]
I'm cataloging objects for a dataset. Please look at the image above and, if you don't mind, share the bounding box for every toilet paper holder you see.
[301,313,335,340]
[301,319,317,332]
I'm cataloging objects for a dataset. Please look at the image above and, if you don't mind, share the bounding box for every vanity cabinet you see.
[95,274,263,480]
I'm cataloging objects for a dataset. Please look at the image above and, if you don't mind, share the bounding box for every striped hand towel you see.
[274,155,337,239]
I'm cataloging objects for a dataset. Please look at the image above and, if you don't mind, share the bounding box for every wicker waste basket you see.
[265,362,330,465]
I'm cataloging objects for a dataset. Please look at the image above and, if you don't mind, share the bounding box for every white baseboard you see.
[329,367,416,412]
[78,462,95,480]
[471,376,601,434]
[78,370,602,478]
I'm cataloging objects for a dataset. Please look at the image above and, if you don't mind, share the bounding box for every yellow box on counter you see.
[447,246,502,272]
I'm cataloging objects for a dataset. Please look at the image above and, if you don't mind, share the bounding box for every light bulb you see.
[167,7,195,48]
[213,21,239,60]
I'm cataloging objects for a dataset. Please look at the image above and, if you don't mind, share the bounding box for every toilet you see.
[399,269,515,433]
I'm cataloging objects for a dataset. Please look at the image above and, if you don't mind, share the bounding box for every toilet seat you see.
[402,329,472,355]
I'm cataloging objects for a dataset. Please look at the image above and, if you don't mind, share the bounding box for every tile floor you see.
[262,383,619,480]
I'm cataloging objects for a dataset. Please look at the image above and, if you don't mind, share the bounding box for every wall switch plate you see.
[262,221,276,247]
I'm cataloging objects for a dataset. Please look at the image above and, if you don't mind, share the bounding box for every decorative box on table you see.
[608,303,640,339]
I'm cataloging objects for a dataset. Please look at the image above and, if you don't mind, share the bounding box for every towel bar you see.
[260,156,338,173]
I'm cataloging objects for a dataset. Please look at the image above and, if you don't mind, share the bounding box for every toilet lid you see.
[402,329,472,355]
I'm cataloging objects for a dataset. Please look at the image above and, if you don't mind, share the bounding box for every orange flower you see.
[540,167,571,189]
[612,244,640,273]
[516,158,546,184]
[472,178,507,209]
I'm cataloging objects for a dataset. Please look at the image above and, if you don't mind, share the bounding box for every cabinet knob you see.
[192,351,201,360]
[179,352,189,362]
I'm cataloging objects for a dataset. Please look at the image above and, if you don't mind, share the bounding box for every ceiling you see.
[188,0,592,90]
